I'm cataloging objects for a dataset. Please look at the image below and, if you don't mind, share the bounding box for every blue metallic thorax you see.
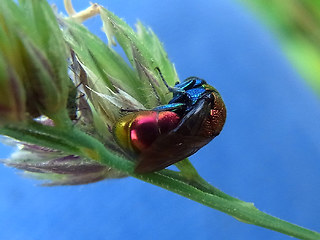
[174,77,206,90]
[169,87,206,110]
[153,77,210,114]
[169,77,208,111]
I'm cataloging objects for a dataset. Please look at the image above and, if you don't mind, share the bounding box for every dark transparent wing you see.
[135,95,213,173]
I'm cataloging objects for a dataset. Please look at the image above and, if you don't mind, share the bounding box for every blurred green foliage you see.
[242,0,320,96]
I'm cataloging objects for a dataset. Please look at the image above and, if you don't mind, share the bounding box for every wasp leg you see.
[152,103,186,112]
[120,108,145,113]
[121,102,186,113]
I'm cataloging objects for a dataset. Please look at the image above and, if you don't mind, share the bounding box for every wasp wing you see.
[135,94,213,173]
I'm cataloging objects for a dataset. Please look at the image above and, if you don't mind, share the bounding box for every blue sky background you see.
[0,0,320,239]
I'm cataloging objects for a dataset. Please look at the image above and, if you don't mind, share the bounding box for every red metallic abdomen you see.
[113,111,180,154]
[131,111,180,152]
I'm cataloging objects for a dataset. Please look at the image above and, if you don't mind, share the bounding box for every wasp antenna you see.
[155,67,171,90]
[155,67,184,95]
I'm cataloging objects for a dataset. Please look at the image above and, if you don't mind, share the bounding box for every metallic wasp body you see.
[113,76,226,173]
